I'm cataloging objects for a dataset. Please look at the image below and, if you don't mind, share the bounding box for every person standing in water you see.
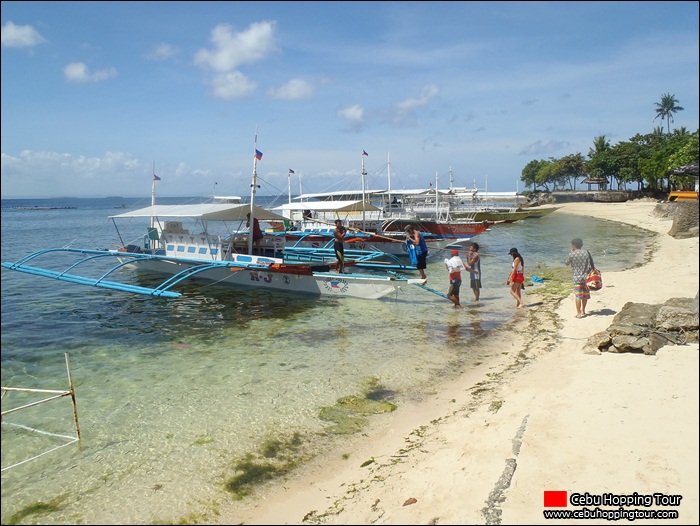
[405,224,428,280]
[506,247,525,308]
[444,249,467,308]
[466,242,481,301]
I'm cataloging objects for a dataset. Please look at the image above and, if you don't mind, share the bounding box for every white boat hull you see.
[127,258,409,300]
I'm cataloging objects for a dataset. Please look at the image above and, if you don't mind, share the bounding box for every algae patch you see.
[224,432,306,500]
[319,379,397,435]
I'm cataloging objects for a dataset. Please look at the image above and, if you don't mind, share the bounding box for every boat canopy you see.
[272,200,380,213]
[375,188,454,197]
[109,203,287,222]
[293,190,387,201]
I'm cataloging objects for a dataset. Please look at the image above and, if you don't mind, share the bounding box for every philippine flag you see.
[289,169,295,175]
[153,174,161,181]
[362,150,368,156]
[255,149,263,160]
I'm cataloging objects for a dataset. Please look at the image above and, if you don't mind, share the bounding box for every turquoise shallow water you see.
[1,197,652,524]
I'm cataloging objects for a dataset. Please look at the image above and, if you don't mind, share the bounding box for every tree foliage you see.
[521,94,698,193]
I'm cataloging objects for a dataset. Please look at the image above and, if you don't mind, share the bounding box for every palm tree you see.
[589,135,610,157]
[654,93,684,134]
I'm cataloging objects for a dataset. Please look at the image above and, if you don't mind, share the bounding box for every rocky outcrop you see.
[653,200,699,239]
[526,190,651,205]
[583,297,699,355]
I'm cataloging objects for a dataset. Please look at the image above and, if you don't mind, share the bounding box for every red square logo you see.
[544,490,568,507]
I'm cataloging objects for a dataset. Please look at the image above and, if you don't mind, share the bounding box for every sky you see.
[1,1,698,199]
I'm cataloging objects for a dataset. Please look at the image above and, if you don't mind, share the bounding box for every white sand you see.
[222,201,699,525]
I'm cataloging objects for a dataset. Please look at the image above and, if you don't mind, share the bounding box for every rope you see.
[1,421,79,472]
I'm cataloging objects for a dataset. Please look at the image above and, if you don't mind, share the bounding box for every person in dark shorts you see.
[405,224,428,280]
[467,242,481,301]
[444,249,466,308]
[246,213,264,255]
[334,219,346,274]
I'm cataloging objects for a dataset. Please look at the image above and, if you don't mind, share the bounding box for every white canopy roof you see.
[294,189,386,201]
[109,203,287,222]
[272,200,380,213]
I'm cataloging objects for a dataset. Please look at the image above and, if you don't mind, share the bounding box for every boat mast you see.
[434,171,439,219]
[150,160,157,229]
[288,169,292,204]
[249,131,260,255]
[387,152,391,216]
[485,174,488,208]
[361,150,367,229]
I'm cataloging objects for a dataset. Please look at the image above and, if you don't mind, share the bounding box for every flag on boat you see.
[153,174,161,181]
[362,150,368,156]
[289,169,295,174]
[255,149,263,160]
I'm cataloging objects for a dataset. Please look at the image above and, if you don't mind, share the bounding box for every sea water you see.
[1,197,651,524]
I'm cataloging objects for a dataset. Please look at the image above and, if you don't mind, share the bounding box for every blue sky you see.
[2,1,698,199]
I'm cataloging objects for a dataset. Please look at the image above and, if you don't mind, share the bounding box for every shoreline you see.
[217,201,699,525]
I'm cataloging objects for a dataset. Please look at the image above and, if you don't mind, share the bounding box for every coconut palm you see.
[653,93,684,134]
[589,135,610,157]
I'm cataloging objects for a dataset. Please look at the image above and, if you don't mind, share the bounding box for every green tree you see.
[556,153,586,190]
[654,93,684,135]
[666,131,699,190]
[521,159,548,191]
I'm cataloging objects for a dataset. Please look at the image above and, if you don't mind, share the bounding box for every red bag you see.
[586,268,602,290]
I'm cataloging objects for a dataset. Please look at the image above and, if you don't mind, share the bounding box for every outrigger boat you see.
[271,200,473,257]
[2,154,426,301]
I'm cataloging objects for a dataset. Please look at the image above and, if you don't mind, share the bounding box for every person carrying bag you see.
[586,252,602,291]
[565,238,599,319]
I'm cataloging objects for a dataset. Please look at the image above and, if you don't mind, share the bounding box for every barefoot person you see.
[506,247,525,308]
[444,249,467,308]
[405,224,428,280]
[467,242,481,301]
[565,237,594,318]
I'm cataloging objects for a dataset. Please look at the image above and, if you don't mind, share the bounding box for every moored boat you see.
[2,151,427,301]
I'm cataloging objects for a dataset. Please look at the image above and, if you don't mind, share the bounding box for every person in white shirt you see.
[444,249,471,308]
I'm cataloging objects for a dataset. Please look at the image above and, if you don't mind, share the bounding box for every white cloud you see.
[210,71,257,100]
[268,78,314,100]
[337,104,366,132]
[63,62,117,83]
[145,43,179,60]
[518,140,572,157]
[392,84,440,125]
[194,21,277,72]
[0,150,151,197]
[1,21,46,48]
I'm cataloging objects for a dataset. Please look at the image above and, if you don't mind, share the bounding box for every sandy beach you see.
[225,201,698,525]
